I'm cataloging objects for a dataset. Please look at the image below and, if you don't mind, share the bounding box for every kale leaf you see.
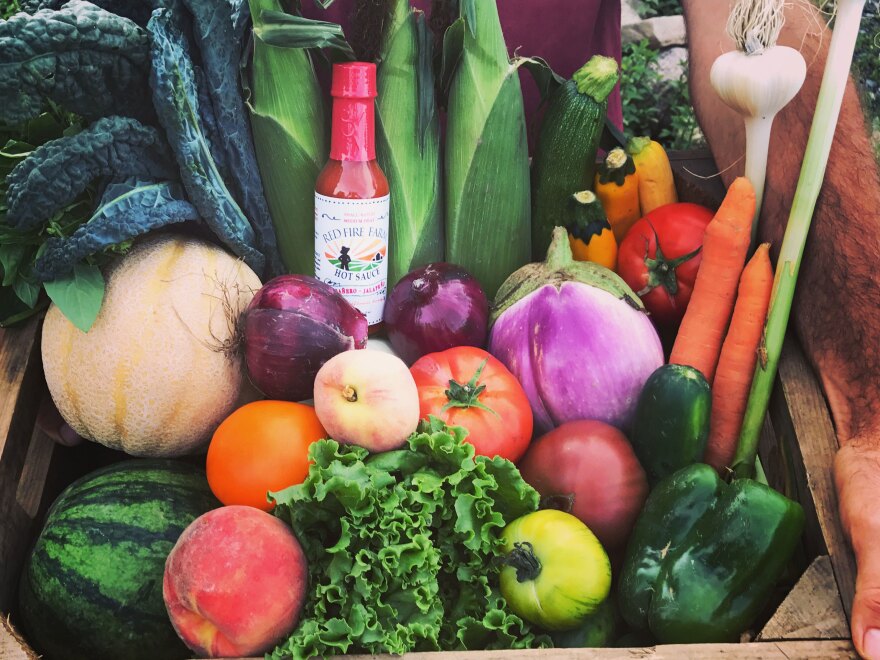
[33,178,198,281]
[182,0,282,276]
[147,7,265,274]
[18,0,153,24]
[5,115,175,231]
[0,1,152,124]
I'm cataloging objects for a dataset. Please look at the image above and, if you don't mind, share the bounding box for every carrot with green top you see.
[704,243,774,472]
[594,147,641,243]
[669,176,756,383]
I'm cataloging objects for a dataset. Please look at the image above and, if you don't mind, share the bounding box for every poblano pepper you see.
[618,463,804,643]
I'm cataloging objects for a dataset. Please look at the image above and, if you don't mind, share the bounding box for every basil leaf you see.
[43,263,105,332]
[0,243,26,286]
[13,277,40,308]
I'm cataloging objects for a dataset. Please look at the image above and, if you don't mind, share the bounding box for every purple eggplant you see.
[489,227,663,433]
[244,275,368,401]
[384,263,488,365]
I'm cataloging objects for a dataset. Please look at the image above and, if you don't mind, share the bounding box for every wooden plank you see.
[0,615,37,660]
[0,319,45,613]
[758,555,849,641]
[338,640,855,659]
[771,339,856,620]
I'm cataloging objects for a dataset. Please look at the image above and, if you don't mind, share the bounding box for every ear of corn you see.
[444,0,531,298]
[246,0,328,275]
[376,0,444,289]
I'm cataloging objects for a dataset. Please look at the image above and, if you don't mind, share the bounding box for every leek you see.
[376,0,443,289]
[246,0,328,276]
[444,0,531,298]
[732,0,866,479]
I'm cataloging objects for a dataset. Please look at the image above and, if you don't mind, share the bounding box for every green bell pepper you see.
[618,463,804,643]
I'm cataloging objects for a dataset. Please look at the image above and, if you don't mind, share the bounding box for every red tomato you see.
[410,347,533,462]
[617,202,714,329]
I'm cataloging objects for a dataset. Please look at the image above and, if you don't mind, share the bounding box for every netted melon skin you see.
[42,235,262,457]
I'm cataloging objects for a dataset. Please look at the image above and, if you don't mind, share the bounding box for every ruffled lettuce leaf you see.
[269,418,549,659]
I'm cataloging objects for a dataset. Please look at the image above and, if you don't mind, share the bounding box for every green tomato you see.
[499,509,611,631]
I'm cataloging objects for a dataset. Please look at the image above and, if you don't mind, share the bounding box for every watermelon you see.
[18,459,220,660]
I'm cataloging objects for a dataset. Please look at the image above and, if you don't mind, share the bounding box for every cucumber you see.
[630,364,711,485]
[531,55,619,259]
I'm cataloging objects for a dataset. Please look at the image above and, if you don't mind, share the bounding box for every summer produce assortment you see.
[1,0,867,656]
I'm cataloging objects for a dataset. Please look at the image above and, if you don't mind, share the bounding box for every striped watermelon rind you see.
[18,459,220,660]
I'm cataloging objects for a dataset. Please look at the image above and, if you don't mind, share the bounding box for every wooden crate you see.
[0,154,861,659]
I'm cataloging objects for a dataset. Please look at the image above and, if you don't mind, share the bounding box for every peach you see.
[313,349,420,452]
[163,506,308,658]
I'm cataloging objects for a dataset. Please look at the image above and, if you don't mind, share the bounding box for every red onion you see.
[518,420,649,554]
[384,263,488,365]
[243,275,367,401]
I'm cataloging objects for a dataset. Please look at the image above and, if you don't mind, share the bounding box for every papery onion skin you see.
[384,263,488,365]
[244,275,368,401]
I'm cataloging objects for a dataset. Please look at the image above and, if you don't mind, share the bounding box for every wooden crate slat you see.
[770,339,856,620]
[758,555,849,641]
[0,320,44,614]
[340,640,855,659]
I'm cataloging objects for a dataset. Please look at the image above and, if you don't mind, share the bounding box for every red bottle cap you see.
[331,62,377,99]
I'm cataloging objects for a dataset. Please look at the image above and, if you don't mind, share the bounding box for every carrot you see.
[594,147,641,243]
[704,243,774,472]
[668,176,756,382]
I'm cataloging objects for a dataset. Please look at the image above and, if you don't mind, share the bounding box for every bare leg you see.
[683,1,880,656]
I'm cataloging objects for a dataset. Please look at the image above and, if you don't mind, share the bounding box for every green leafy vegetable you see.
[270,418,550,659]
[34,178,198,281]
[5,116,175,231]
[43,261,105,332]
[182,0,282,276]
[147,7,265,274]
[0,1,152,124]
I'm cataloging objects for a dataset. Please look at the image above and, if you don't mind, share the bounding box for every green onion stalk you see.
[731,0,867,479]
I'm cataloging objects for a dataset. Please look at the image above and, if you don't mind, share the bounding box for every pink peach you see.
[163,506,308,657]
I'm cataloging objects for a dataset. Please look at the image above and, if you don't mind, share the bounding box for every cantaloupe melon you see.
[41,234,262,457]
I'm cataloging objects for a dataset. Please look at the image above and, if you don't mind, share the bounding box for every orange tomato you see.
[206,400,325,511]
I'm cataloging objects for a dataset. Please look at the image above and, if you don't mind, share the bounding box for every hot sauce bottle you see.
[314,62,390,328]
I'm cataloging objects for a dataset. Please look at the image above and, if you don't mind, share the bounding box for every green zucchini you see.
[630,364,711,485]
[531,55,619,259]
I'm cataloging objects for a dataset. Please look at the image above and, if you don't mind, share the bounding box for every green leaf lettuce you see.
[269,418,550,659]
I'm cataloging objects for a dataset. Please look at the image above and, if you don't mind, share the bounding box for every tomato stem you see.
[505,541,542,582]
[540,493,575,514]
[637,221,702,298]
[442,358,499,417]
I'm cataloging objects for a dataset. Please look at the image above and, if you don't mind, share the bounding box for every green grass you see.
[637,0,682,19]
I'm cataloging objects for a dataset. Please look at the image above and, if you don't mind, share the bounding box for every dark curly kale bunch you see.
[0,0,282,328]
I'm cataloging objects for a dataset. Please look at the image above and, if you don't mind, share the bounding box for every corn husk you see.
[376,0,443,289]
[246,0,328,275]
[444,0,531,298]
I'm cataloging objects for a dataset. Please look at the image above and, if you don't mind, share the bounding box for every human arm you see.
[684,1,880,656]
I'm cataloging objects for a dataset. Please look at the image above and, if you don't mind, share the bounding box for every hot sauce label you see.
[314,192,390,325]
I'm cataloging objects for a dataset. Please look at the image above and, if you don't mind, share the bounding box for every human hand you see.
[36,397,82,447]
[835,440,880,659]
